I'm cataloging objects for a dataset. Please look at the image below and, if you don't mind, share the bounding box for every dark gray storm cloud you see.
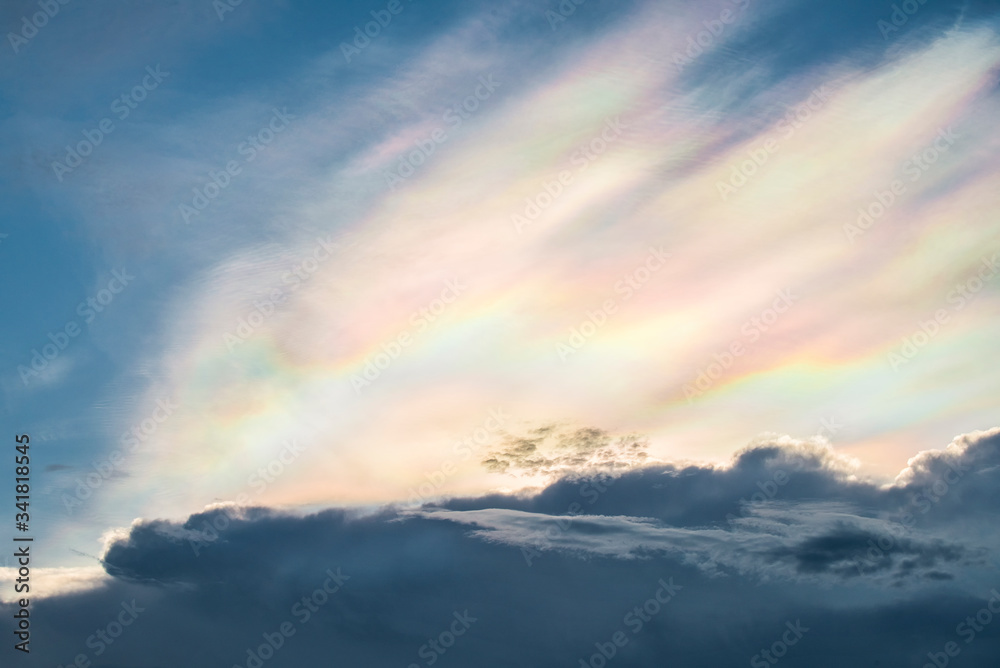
[7,428,1000,667]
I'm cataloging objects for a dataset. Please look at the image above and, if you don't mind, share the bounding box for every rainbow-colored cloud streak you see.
[74,4,1000,533]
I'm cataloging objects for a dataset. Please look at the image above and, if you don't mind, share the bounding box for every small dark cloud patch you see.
[481,425,650,478]
[767,525,966,578]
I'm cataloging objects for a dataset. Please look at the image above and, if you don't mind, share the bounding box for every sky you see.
[1,0,999,665]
